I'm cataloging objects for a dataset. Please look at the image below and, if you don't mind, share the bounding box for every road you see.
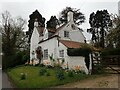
[0,69,2,89]
[2,71,14,89]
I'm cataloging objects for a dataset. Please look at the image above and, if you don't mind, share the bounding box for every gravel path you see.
[55,74,119,88]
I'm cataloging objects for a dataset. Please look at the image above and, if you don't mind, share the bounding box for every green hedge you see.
[67,48,92,57]
[101,48,120,56]
[2,50,30,69]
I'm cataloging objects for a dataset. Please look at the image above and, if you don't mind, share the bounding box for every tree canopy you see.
[107,15,120,48]
[1,11,28,69]
[1,11,27,56]
[87,10,112,48]
[46,16,59,29]
[27,10,46,43]
[59,7,85,25]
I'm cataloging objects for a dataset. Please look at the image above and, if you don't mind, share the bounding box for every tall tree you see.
[27,10,46,43]
[87,10,112,48]
[1,11,27,69]
[1,11,26,55]
[107,15,120,48]
[59,7,85,25]
[46,16,59,29]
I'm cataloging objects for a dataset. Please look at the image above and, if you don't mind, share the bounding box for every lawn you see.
[7,65,89,88]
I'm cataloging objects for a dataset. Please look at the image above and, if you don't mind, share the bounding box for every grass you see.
[7,65,89,88]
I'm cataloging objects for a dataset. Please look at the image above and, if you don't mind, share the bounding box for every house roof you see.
[37,27,44,36]
[47,29,56,33]
[53,23,67,35]
[59,40,82,48]
[38,35,58,44]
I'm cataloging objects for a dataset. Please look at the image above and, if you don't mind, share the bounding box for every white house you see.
[30,11,92,74]
[118,1,120,16]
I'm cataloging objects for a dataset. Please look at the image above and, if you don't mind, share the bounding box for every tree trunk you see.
[100,27,105,48]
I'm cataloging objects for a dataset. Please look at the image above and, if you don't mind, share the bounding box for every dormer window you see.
[64,31,69,38]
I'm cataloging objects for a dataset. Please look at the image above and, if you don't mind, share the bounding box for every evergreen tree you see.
[27,10,45,43]
[46,16,59,29]
[87,10,112,48]
[59,7,85,25]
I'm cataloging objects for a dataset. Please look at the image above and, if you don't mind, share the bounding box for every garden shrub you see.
[46,65,53,69]
[39,64,45,67]
[39,68,47,76]
[79,70,86,74]
[20,73,26,80]
[46,72,50,76]
[56,70,64,80]
[68,71,74,77]
[3,50,30,69]
[93,64,105,74]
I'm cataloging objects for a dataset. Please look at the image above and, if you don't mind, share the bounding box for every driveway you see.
[55,74,119,88]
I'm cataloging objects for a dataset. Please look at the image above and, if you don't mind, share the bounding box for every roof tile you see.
[59,40,82,48]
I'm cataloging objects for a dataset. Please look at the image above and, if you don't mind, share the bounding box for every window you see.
[59,50,64,57]
[44,49,48,59]
[64,31,69,37]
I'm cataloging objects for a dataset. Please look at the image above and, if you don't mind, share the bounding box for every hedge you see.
[67,48,92,57]
[101,48,120,56]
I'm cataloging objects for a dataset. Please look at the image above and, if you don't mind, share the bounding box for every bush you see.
[68,71,74,77]
[39,68,47,76]
[79,70,86,74]
[46,65,53,69]
[46,72,50,76]
[2,50,30,70]
[20,73,26,80]
[34,64,39,66]
[39,64,45,67]
[56,70,64,80]
[93,64,105,74]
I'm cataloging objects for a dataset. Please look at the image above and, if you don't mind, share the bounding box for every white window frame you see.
[64,31,69,38]
[59,50,64,57]
[44,49,48,59]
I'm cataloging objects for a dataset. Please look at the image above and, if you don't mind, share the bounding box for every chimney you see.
[34,18,38,27]
[67,11,74,22]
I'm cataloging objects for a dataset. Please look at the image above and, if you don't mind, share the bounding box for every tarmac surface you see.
[2,71,13,89]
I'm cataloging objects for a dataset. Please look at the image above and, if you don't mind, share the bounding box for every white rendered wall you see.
[39,37,58,62]
[65,56,88,74]
[58,42,89,74]
[118,1,120,16]
[58,22,85,42]
[70,30,85,43]
[30,26,39,60]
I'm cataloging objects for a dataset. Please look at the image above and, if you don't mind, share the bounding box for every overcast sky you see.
[0,0,119,40]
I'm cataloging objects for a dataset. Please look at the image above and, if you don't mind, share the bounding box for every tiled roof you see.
[47,29,56,33]
[53,23,67,35]
[38,35,59,44]
[59,40,82,48]
[37,27,44,36]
